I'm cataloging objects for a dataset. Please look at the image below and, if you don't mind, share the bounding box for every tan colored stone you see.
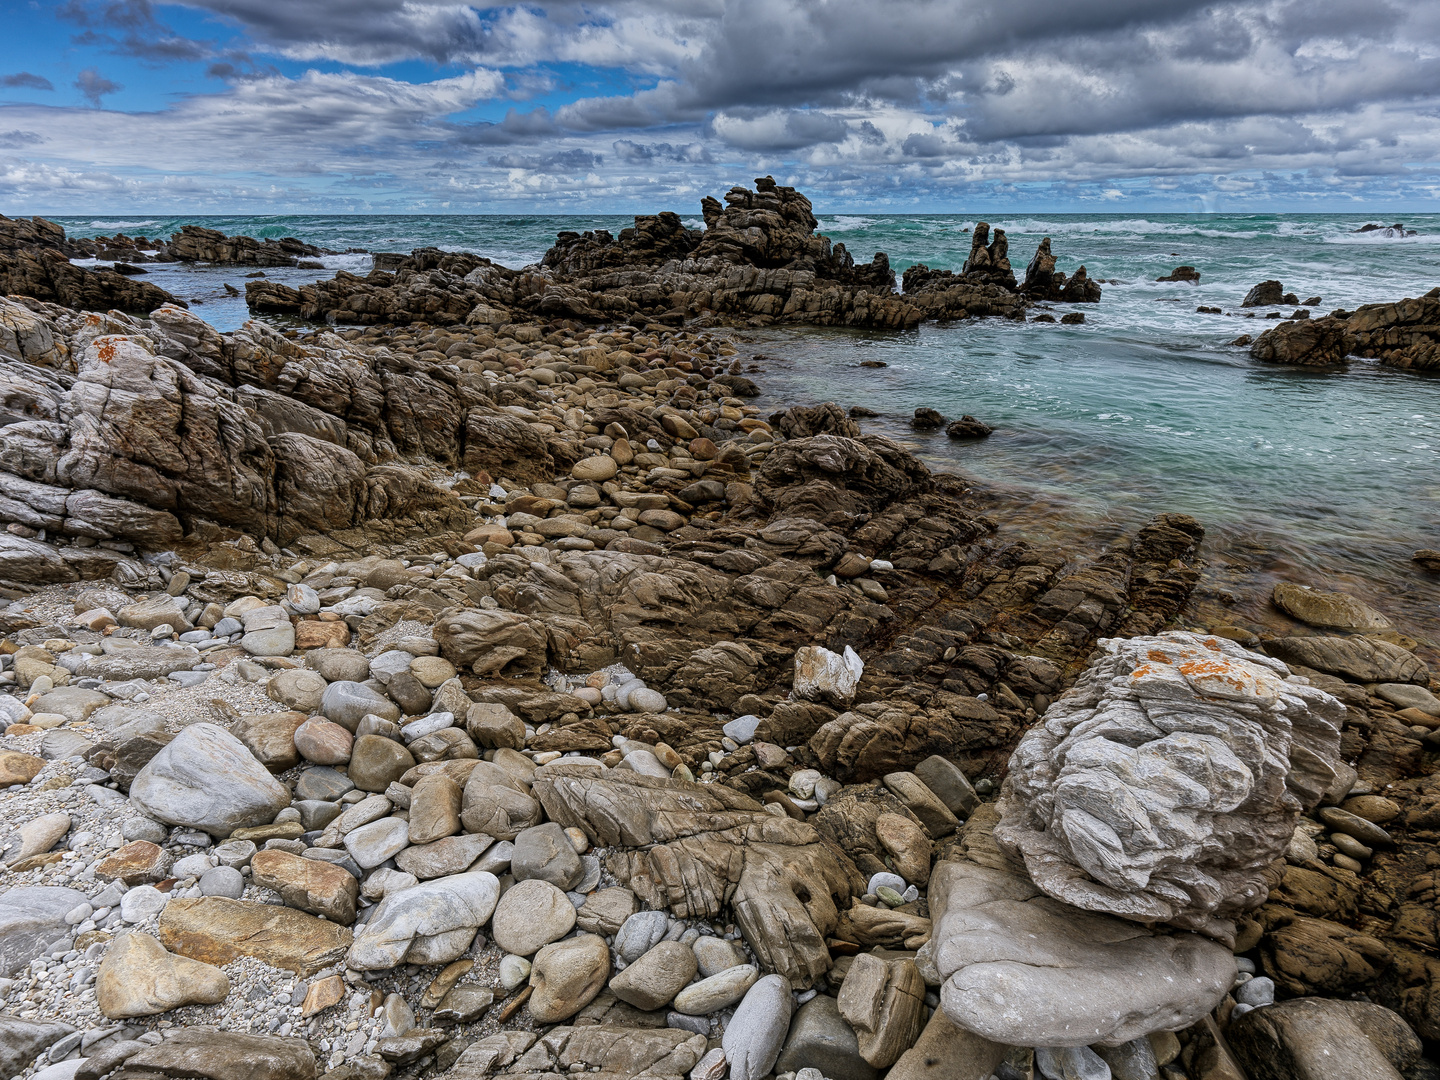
[408,773,462,845]
[875,812,932,886]
[838,953,927,1068]
[251,849,360,924]
[0,751,43,787]
[421,959,473,1009]
[302,973,346,1017]
[572,455,618,482]
[232,711,307,772]
[94,841,172,885]
[97,932,230,1019]
[295,620,351,649]
[158,897,352,976]
[529,933,611,1023]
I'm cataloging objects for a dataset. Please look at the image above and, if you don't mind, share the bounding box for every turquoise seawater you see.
[51,212,1440,637]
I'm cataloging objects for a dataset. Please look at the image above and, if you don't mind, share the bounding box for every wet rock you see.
[129,723,292,837]
[945,416,993,439]
[96,931,230,1018]
[1242,280,1285,307]
[931,860,1235,1046]
[996,632,1344,938]
[1272,582,1389,631]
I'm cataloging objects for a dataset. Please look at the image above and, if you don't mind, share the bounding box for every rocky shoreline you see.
[0,185,1437,1080]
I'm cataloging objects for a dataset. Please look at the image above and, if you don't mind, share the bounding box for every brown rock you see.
[1259,912,1392,996]
[348,734,416,792]
[1340,795,1400,824]
[293,717,353,765]
[94,840,173,885]
[250,849,359,924]
[0,751,44,787]
[302,973,346,1016]
[295,619,351,650]
[99,1028,317,1080]
[232,711,308,772]
[609,940,697,1011]
[96,932,230,1019]
[466,702,526,750]
[529,933,611,1024]
[407,773,462,844]
[838,953,927,1068]
[875,813,932,886]
[159,897,352,976]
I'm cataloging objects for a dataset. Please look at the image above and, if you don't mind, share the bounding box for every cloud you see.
[2,0,1439,211]
[74,68,122,106]
[0,130,46,148]
[2,73,55,91]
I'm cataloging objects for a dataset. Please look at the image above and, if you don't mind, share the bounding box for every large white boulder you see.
[128,723,291,838]
[995,631,1344,940]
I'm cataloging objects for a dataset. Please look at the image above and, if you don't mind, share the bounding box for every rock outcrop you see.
[995,631,1344,941]
[1,215,180,315]
[1249,288,1440,370]
[244,179,1099,330]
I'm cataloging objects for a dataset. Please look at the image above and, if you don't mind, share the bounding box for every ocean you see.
[53,211,1440,639]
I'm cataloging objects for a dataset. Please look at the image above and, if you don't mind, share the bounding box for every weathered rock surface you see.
[1227,996,1419,1080]
[158,897,352,976]
[0,885,87,976]
[931,860,1235,1047]
[533,769,862,988]
[1250,289,1440,371]
[348,871,499,970]
[996,632,1343,939]
[95,931,230,1018]
[129,722,292,837]
[1272,582,1389,630]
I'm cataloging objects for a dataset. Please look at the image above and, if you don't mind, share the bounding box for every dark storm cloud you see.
[74,68,122,106]
[612,139,712,163]
[2,73,56,91]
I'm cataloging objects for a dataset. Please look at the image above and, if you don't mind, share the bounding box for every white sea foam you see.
[88,219,157,230]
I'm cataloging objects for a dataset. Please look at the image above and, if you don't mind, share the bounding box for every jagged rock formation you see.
[533,767,862,988]
[0,296,470,560]
[244,179,1100,330]
[166,225,332,266]
[1250,289,1440,370]
[995,632,1344,941]
[1,215,180,315]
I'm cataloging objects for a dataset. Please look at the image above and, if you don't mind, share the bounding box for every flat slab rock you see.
[995,631,1343,940]
[532,767,863,988]
[931,860,1235,1047]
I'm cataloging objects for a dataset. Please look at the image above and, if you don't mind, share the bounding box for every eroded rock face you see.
[995,632,1344,940]
[1250,290,1440,371]
[931,860,1235,1047]
[532,767,863,988]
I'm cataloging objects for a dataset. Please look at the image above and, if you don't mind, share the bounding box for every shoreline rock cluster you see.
[0,187,1437,1080]
[247,179,1100,331]
[1247,287,1440,370]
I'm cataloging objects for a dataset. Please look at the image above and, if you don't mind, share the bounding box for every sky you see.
[1,0,1439,214]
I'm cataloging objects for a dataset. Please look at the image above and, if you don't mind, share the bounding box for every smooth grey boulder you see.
[775,993,879,1080]
[1264,634,1428,685]
[348,871,500,970]
[725,974,793,1080]
[511,822,584,890]
[996,631,1343,939]
[127,723,291,838]
[0,1013,75,1075]
[615,909,670,963]
[931,860,1235,1047]
[0,886,87,976]
[322,680,400,731]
